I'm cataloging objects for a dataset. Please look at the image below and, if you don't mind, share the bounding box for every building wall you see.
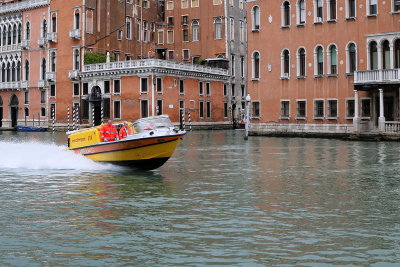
[247,0,400,130]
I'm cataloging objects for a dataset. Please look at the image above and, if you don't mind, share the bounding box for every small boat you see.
[67,115,186,170]
[16,126,47,132]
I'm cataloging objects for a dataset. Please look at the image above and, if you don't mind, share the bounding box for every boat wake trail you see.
[0,141,115,171]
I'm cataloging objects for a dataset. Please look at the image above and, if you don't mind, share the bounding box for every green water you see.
[0,130,400,266]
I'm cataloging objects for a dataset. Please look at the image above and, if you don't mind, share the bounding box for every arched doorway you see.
[0,96,3,128]
[90,86,102,126]
[9,94,19,127]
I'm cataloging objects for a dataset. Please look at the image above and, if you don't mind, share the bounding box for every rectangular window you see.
[183,29,188,42]
[369,0,377,15]
[168,17,174,26]
[83,82,88,95]
[327,99,338,118]
[114,80,121,94]
[316,0,323,20]
[240,56,244,77]
[118,30,123,40]
[104,81,110,94]
[156,77,162,93]
[158,30,164,44]
[231,84,235,96]
[41,91,46,104]
[224,102,228,118]
[103,98,110,119]
[167,30,174,43]
[24,91,29,104]
[223,84,227,96]
[329,0,336,20]
[280,100,290,118]
[168,50,174,60]
[179,79,184,94]
[252,102,260,117]
[361,99,371,117]
[231,55,235,76]
[206,101,211,118]
[199,101,204,118]
[348,0,356,18]
[86,10,93,33]
[199,81,204,96]
[50,84,56,97]
[182,15,188,25]
[191,0,199,7]
[230,18,234,40]
[206,82,211,96]
[213,0,222,5]
[166,1,174,10]
[126,19,131,40]
[41,107,46,117]
[314,100,324,118]
[141,78,148,93]
[182,0,188,9]
[346,99,355,118]
[183,49,189,60]
[113,100,121,119]
[157,99,163,115]
[82,99,89,119]
[297,100,306,118]
[395,0,400,12]
[240,21,245,42]
[73,83,80,96]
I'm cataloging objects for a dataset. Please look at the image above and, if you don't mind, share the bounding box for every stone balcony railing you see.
[82,59,229,77]
[21,39,30,49]
[47,32,57,43]
[0,44,21,52]
[46,72,56,81]
[0,0,49,15]
[0,81,22,90]
[354,69,400,84]
[69,29,81,40]
[69,70,79,80]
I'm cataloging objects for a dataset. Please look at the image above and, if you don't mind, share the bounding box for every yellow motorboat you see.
[67,115,186,170]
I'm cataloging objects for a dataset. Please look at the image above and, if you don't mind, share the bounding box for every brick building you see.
[247,0,400,135]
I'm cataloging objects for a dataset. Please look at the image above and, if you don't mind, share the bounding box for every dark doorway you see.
[375,96,395,126]
[90,86,102,126]
[9,94,19,128]
[0,107,3,127]
[93,102,102,126]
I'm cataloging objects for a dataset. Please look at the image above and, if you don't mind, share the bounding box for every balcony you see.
[68,70,79,80]
[38,80,48,88]
[47,32,57,43]
[354,69,400,85]
[21,39,30,49]
[0,81,21,90]
[69,29,81,40]
[37,37,47,47]
[21,81,29,89]
[0,0,49,16]
[46,72,56,81]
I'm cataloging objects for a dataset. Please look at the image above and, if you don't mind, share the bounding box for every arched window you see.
[17,24,21,44]
[315,46,324,75]
[6,62,11,82]
[8,26,12,45]
[192,20,199,41]
[74,10,80,30]
[2,27,6,46]
[25,60,29,81]
[42,19,47,38]
[11,62,16,82]
[395,39,400,69]
[16,61,21,81]
[369,41,378,70]
[50,52,56,72]
[282,49,290,77]
[382,40,390,70]
[297,0,306,24]
[41,58,46,80]
[328,0,337,20]
[347,42,357,74]
[346,0,356,18]
[214,18,222,39]
[329,45,337,74]
[0,26,2,47]
[12,25,16,45]
[25,107,29,117]
[314,0,323,22]
[1,63,5,82]
[252,6,260,30]
[252,51,260,79]
[298,48,306,77]
[25,22,30,40]
[74,49,80,70]
[282,1,291,27]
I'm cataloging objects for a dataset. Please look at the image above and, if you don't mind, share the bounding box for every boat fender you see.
[149,131,154,136]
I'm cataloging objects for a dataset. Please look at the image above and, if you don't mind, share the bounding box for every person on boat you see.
[118,122,130,140]
[100,120,118,142]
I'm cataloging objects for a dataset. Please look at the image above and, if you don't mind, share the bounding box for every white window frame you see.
[281,1,291,27]
[113,99,121,120]
[314,0,324,23]
[140,77,148,94]
[296,99,307,119]
[327,98,338,119]
[113,79,121,95]
[345,0,357,19]
[296,0,306,25]
[346,42,358,74]
[251,6,260,31]
[313,99,325,119]
[367,0,378,16]
[281,49,290,79]
[280,100,290,119]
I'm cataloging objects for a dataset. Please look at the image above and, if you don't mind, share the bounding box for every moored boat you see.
[67,115,185,170]
[16,126,47,132]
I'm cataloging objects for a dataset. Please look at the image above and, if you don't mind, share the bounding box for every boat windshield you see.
[133,116,174,133]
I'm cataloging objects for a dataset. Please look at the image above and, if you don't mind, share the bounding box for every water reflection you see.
[1,130,400,265]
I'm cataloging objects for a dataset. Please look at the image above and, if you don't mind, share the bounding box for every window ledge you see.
[295,116,306,120]
[345,16,356,21]
[327,116,338,120]
[313,117,325,120]
[279,116,290,120]
[251,78,260,81]
[327,19,337,23]
[391,11,400,15]
[361,116,371,120]
[280,76,290,80]
[251,29,260,32]
[250,116,261,120]
[296,75,306,79]
[296,23,305,27]
[345,72,354,77]
[327,74,338,78]
[314,74,324,78]
[345,116,354,120]
[366,14,378,18]
[281,25,290,29]
[313,21,323,25]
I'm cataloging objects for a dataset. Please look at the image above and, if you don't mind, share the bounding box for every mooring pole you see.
[67,105,70,131]
[188,110,192,131]
[101,105,104,125]
[52,107,55,132]
[33,114,35,128]
[92,105,95,126]
[244,94,251,140]
[38,112,40,127]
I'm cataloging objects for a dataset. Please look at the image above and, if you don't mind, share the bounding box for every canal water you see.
[0,130,400,266]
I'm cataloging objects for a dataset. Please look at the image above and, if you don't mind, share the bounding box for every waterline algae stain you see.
[1,131,400,266]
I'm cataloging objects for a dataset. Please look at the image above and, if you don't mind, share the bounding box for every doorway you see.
[0,106,3,127]
[9,94,19,128]
[375,95,395,126]
[93,102,102,126]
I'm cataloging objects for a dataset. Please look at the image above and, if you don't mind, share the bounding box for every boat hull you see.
[71,134,183,170]
[16,126,47,132]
